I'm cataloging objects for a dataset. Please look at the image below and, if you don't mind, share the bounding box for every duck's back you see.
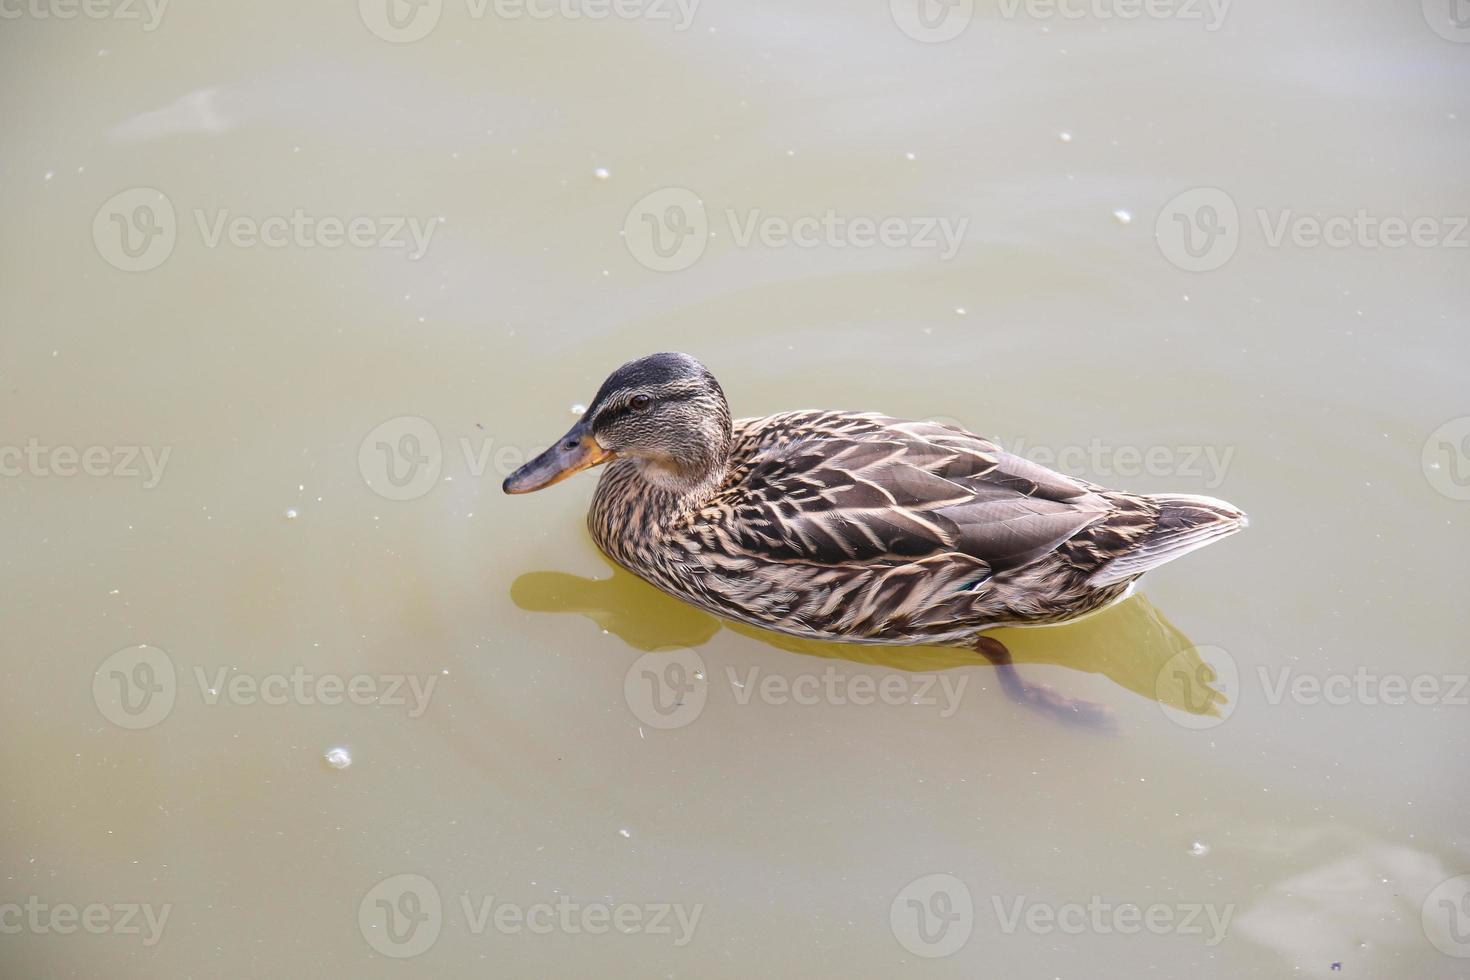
[597,411,1243,645]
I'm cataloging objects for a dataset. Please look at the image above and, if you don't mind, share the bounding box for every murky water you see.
[3,2,1468,977]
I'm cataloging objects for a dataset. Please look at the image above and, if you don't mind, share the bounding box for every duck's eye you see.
[630,394,652,412]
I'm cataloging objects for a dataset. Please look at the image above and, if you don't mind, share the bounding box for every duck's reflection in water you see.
[510,561,1229,727]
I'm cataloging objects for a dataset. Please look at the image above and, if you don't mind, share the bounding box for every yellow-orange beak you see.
[502,420,613,494]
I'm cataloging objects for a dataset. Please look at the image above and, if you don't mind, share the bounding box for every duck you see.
[503,352,1247,724]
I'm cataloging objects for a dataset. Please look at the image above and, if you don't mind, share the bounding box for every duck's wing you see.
[710,413,1115,575]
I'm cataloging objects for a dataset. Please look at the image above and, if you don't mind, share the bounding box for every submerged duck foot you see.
[973,636,1119,734]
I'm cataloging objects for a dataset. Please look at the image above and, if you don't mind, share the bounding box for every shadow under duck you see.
[504,352,1246,725]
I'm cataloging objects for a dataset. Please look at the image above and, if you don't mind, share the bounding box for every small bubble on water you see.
[1058,132,1073,143]
[618,828,631,838]
[324,747,352,769]
[571,403,587,415]
[1113,210,1133,225]
[593,167,611,180]
[954,307,967,316]
[284,508,299,520]
[904,151,917,160]
[1189,841,1210,857]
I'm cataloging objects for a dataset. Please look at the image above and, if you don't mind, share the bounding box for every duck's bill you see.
[502,423,612,494]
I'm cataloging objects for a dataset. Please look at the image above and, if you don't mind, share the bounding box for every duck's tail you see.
[1087,493,1248,587]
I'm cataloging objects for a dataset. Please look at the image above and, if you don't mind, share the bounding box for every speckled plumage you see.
[506,352,1247,652]
[588,409,1245,647]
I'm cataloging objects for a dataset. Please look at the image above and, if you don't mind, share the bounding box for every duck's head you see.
[502,352,732,496]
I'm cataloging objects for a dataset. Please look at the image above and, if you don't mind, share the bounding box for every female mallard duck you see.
[504,352,1246,723]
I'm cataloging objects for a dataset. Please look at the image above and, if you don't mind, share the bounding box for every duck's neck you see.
[590,452,728,565]
[590,408,733,562]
